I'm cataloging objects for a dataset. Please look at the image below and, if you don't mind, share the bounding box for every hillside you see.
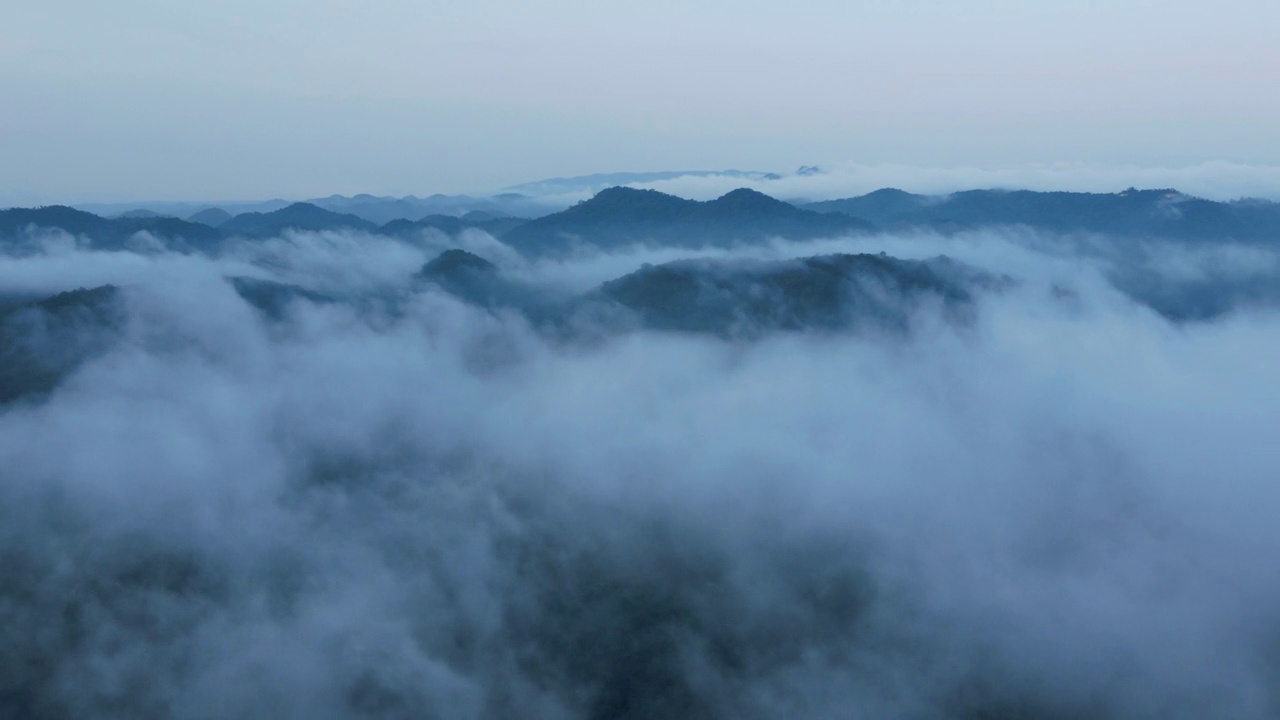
[0,285,125,404]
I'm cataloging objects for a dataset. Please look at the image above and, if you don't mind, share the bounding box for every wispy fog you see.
[1,225,1278,718]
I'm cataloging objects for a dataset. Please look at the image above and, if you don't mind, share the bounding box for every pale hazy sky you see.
[2,0,1278,203]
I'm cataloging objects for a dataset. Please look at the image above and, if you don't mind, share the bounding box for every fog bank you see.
[1,226,1278,719]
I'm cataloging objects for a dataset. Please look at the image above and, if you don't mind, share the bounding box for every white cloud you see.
[1,227,1278,717]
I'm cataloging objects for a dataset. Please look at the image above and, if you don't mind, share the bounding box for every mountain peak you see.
[278,202,327,213]
[714,187,783,203]
[187,207,233,227]
[709,187,802,215]
[503,186,871,257]
[218,202,378,237]
[419,249,496,279]
[561,187,697,220]
[587,186,689,206]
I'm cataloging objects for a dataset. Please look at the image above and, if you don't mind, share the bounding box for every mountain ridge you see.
[807,187,1280,241]
[502,187,875,257]
[413,247,997,339]
[8,187,1280,258]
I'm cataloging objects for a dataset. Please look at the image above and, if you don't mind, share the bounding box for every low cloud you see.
[1,226,1278,718]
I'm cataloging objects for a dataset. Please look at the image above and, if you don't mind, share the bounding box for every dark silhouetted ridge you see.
[706,187,804,216]
[590,253,989,337]
[419,249,497,278]
[0,206,113,238]
[563,187,699,220]
[220,202,379,237]
[809,187,1280,241]
[0,206,223,252]
[504,187,874,256]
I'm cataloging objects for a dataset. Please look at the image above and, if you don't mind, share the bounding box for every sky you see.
[2,0,1279,203]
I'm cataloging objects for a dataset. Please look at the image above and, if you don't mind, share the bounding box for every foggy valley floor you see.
[1,214,1279,719]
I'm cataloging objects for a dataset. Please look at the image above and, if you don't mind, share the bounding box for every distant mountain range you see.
[0,202,506,252]
[805,187,1280,242]
[5,186,1279,259]
[70,192,562,227]
[303,193,555,224]
[0,206,224,253]
[1,187,874,256]
[60,169,802,224]
[218,203,381,237]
